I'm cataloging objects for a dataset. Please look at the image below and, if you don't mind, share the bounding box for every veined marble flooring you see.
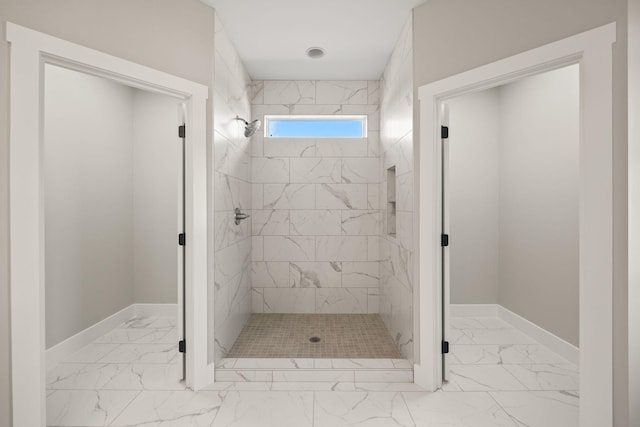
[46,315,578,426]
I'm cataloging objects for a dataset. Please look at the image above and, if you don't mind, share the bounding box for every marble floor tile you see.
[98,343,180,364]
[463,328,538,345]
[501,344,571,364]
[232,358,314,369]
[217,358,238,369]
[216,369,273,382]
[313,358,395,369]
[450,317,486,329]
[490,391,579,427]
[203,382,273,391]
[402,391,517,427]
[47,363,128,390]
[46,389,139,426]
[450,345,502,365]
[353,382,428,392]
[448,328,476,345]
[502,364,579,391]
[443,365,527,391]
[270,381,356,391]
[63,343,119,363]
[102,363,186,390]
[95,327,176,344]
[118,316,176,330]
[450,344,570,365]
[314,391,415,427]
[271,369,353,383]
[145,316,177,329]
[110,390,225,427]
[474,317,512,329]
[211,391,313,427]
[45,314,581,427]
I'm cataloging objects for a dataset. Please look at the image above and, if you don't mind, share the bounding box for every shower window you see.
[264,115,367,138]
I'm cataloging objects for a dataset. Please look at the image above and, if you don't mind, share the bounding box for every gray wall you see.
[448,89,501,305]
[132,90,181,304]
[413,0,628,423]
[629,1,640,425]
[44,67,182,348]
[0,2,214,422]
[449,67,580,347]
[498,66,580,346]
[44,65,135,348]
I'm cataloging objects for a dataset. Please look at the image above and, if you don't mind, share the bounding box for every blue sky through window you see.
[267,117,366,138]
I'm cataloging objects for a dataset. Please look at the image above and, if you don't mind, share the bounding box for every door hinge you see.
[441,125,449,139]
[441,233,449,247]
[178,233,185,246]
[178,124,186,138]
[442,341,450,354]
[178,340,186,353]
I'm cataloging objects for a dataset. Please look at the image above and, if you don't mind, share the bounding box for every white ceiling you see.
[201,0,427,81]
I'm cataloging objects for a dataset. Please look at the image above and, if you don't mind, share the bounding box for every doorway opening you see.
[417,23,615,426]
[7,23,210,426]
[440,65,580,396]
[43,63,188,419]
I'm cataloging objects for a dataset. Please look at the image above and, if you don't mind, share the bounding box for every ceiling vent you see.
[306,47,325,59]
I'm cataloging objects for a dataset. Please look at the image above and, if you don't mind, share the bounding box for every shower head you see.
[235,116,262,137]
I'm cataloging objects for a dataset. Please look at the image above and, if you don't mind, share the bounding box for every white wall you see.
[44,65,181,349]
[44,65,135,348]
[448,89,501,304]
[447,66,580,346]
[249,79,381,315]
[212,13,253,361]
[379,16,414,360]
[498,65,580,346]
[132,90,181,304]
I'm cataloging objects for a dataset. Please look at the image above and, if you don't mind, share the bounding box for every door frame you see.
[6,22,212,427]
[416,23,616,427]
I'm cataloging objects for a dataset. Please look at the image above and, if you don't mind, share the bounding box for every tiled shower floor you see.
[226,314,402,358]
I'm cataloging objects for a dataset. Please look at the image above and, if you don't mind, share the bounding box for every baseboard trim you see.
[450,303,579,365]
[46,303,177,369]
[496,305,579,364]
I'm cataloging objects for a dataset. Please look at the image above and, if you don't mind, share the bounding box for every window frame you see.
[264,114,368,138]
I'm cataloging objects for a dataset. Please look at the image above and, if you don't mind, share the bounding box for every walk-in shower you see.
[211,16,415,385]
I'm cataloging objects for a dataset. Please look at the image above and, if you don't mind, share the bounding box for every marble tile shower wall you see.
[249,80,382,314]
[379,17,415,360]
[213,14,253,361]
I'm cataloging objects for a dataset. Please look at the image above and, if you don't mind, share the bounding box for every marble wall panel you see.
[250,78,381,314]
[378,16,414,360]
[213,14,253,361]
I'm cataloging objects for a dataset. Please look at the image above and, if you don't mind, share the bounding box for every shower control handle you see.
[234,208,250,225]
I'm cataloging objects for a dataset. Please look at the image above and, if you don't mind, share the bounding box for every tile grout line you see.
[312,390,316,427]
[105,389,142,427]
[485,390,521,426]
[399,391,418,427]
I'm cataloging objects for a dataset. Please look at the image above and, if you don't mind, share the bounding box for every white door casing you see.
[416,23,615,427]
[6,22,212,427]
